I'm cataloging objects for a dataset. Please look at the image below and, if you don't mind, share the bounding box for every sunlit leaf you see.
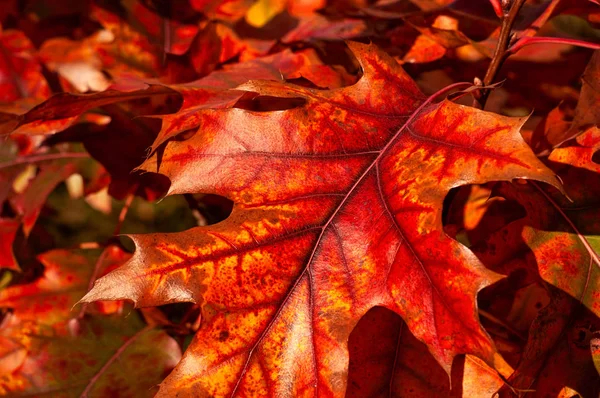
[81,42,559,396]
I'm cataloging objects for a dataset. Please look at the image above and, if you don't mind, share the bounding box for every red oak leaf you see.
[529,51,600,154]
[0,246,179,397]
[466,128,600,394]
[190,0,256,21]
[45,105,171,200]
[495,285,600,397]
[347,306,512,397]
[473,181,600,321]
[11,47,349,139]
[0,248,129,324]
[0,29,50,102]
[154,47,357,150]
[7,84,176,136]
[183,22,272,75]
[9,157,88,236]
[0,29,51,134]
[0,312,182,397]
[80,42,559,396]
[564,52,600,143]
[281,14,366,43]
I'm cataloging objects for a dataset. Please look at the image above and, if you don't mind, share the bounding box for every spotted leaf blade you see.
[81,42,560,397]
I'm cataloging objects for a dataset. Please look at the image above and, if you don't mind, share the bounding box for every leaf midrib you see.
[228,84,454,397]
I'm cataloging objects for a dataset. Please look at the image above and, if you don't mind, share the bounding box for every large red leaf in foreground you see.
[81,43,559,396]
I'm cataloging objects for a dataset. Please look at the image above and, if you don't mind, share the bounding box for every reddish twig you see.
[473,0,527,109]
[114,191,136,236]
[508,36,600,54]
[0,152,89,170]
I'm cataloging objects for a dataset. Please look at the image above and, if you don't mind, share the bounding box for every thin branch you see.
[0,152,89,170]
[114,190,136,236]
[473,0,527,109]
[508,36,600,54]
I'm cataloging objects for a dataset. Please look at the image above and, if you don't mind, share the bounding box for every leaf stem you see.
[229,80,487,395]
[473,0,526,109]
[0,152,89,170]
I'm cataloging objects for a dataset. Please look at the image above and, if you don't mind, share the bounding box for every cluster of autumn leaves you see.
[1,0,600,396]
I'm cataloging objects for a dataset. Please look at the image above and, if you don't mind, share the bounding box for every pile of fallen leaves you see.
[1,0,600,396]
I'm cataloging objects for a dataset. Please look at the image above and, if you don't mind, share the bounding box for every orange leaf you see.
[468,130,600,394]
[544,51,600,149]
[347,306,512,397]
[154,47,357,150]
[0,30,50,101]
[190,0,256,21]
[9,158,86,236]
[0,313,181,397]
[80,42,559,396]
[0,248,129,324]
[9,84,176,136]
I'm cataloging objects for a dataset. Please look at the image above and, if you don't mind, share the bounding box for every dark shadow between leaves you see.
[233,92,307,112]
[347,306,466,397]
[467,177,600,397]
[591,149,600,165]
